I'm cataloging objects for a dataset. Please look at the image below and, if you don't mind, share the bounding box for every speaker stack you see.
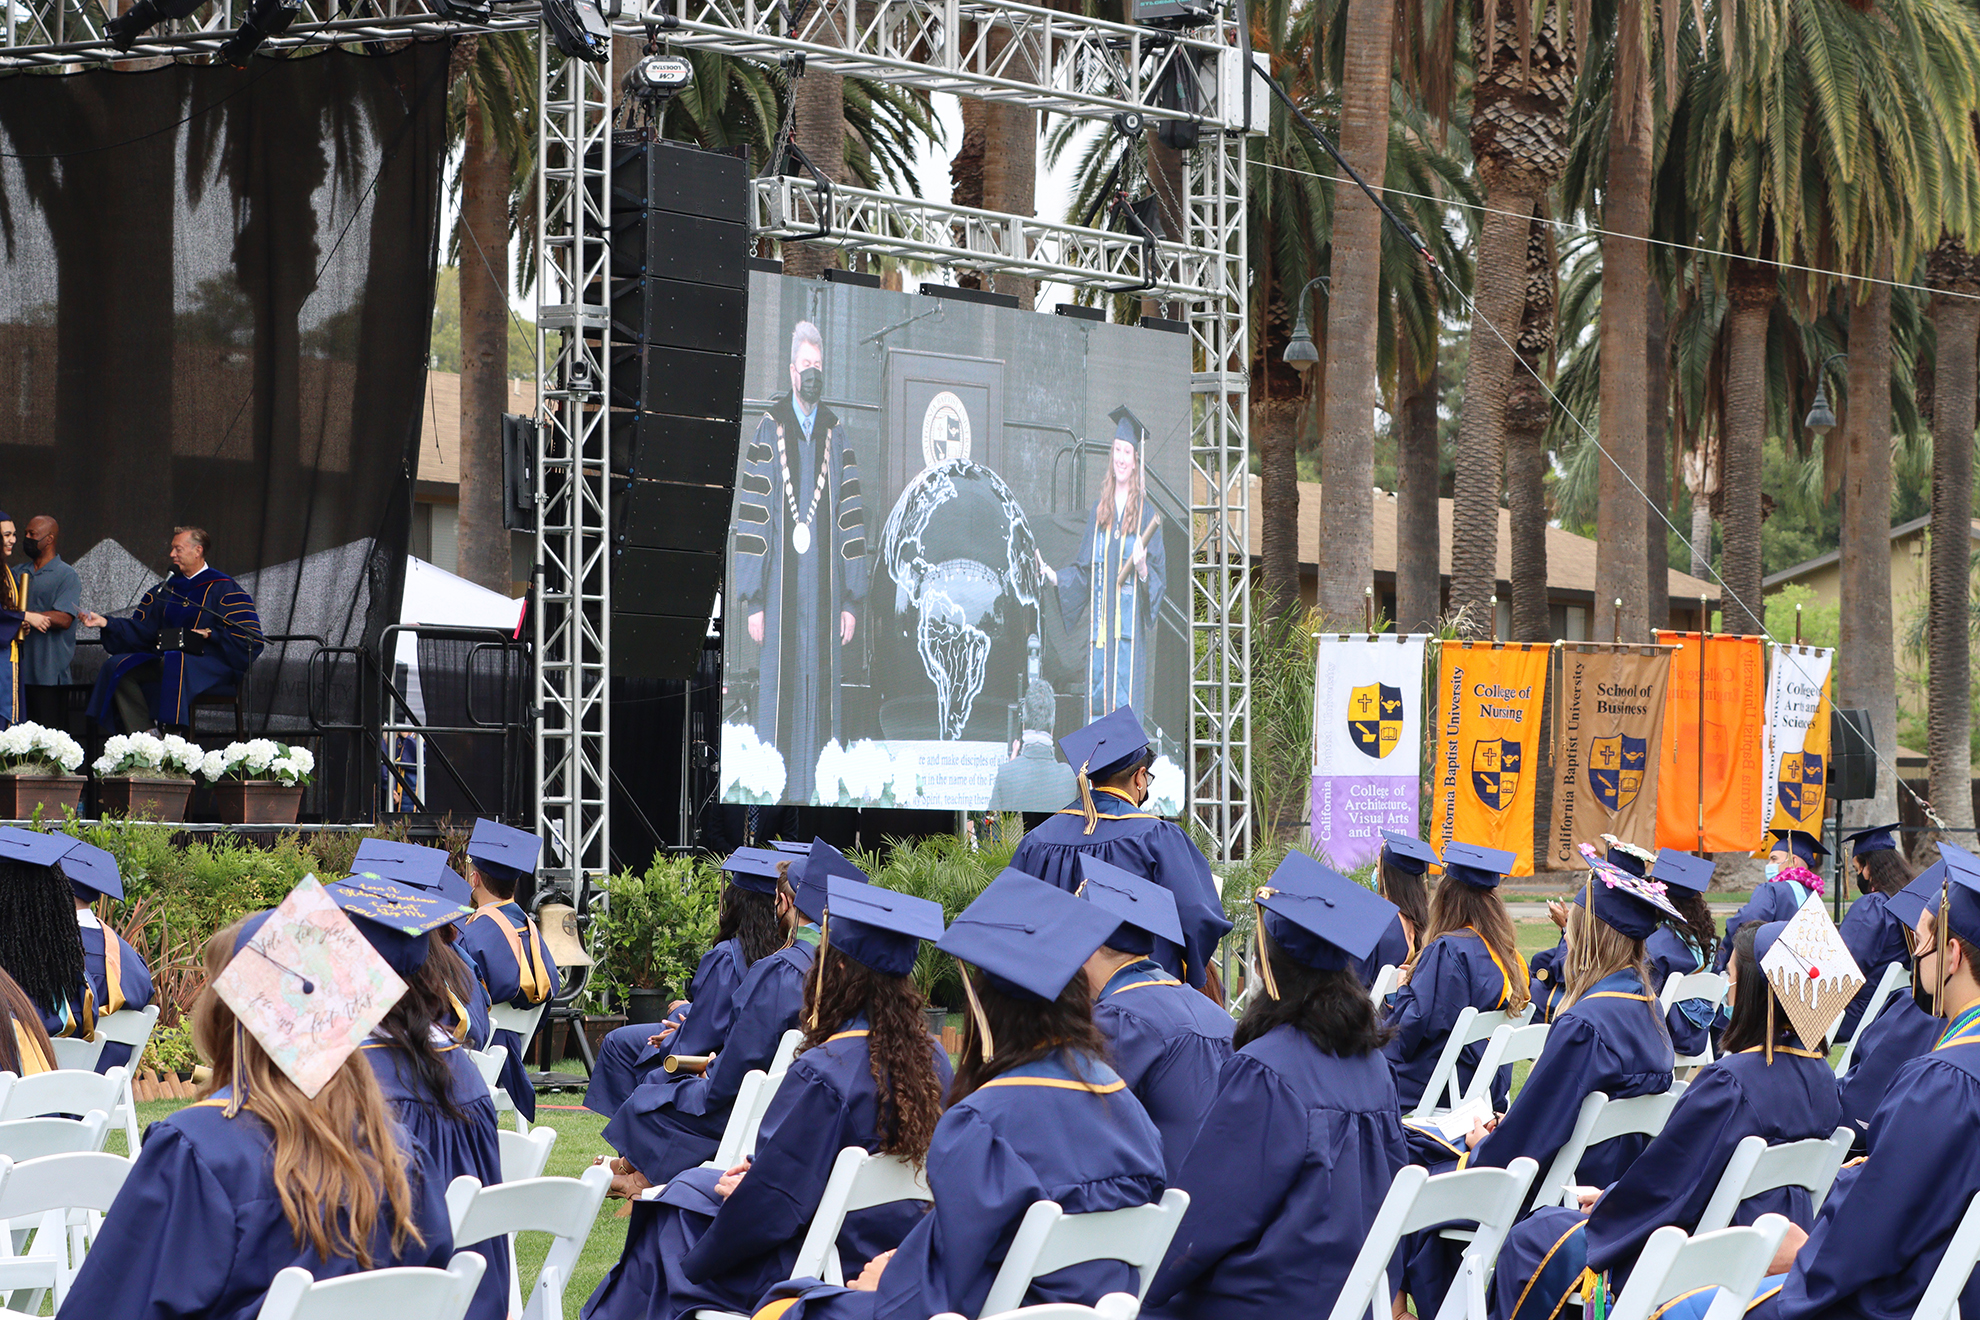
[604,135,750,679]
[1829,707,1878,802]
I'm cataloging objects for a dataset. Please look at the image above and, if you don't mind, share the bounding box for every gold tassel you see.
[225,1020,247,1119]
[1765,995,1774,1065]
[1939,876,1954,1020]
[1078,761,1099,835]
[957,960,995,1061]
[1253,891,1281,1001]
[807,914,831,1032]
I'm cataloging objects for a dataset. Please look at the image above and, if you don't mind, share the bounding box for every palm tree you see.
[1505,206,1555,643]
[1924,237,1980,854]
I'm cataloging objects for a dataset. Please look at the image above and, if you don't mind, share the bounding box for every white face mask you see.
[1764,862,1781,881]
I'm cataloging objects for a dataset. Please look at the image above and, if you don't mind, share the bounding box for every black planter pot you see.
[627,987,670,1025]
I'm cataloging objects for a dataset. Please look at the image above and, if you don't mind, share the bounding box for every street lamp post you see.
[1282,276,1330,371]
[1805,352,1849,436]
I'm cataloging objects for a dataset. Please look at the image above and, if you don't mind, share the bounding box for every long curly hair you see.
[719,886,788,965]
[1235,938,1393,1055]
[799,949,945,1166]
[369,944,472,1123]
[1665,889,1719,971]
[0,964,54,1074]
[949,971,1110,1104]
[0,859,86,1020]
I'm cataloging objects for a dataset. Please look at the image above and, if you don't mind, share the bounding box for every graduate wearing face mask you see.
[1836,862,1950,1151]
[1831,824,1915,1042]
[1712,829,1830,973]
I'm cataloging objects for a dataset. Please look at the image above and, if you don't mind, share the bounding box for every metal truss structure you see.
[0,0,1254,871]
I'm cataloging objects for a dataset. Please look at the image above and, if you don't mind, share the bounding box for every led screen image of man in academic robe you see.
[734,320,868,805]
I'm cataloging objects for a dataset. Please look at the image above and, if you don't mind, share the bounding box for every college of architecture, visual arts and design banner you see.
[1431,642,1550,876]
[1546,646,1673,868]
[1761,645,1835,838]
[1310,634,1429,868]
[1653,631,1768,853]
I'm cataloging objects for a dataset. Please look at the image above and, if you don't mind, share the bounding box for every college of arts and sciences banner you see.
[1653,631,1768,853]
[1761,646,1835,837]
[1310,634,1429,869]
[1431,642,1550,876]
[1546,646,1673,868]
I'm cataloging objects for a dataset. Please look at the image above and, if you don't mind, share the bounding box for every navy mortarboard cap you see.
[767,840,812,854]
[1441,841,1514,890]
[938,869,1119,1002]
[1379,831,1438,877]
[1752,919,1789,963]
[1107,405,1147,445]
[1601,835,1657,879]
[57,839,122,902]
[1060,706,1151,783]
[1767,829,1829,866]
[1254,850,1400,975]
[1888,861,1946,932]
[467,819,541,882]
[721,847,787,896]
[1077,855,1183,955]
[325,876,471,976]
[1650,848,1715,895]
[825,876,943,977]
[799,838,865,922]
[352,839,470,909]
[1842,823,1901,860]
[1573,845,1683,940]
[0,825,78,871]
[1939,842,1980,943]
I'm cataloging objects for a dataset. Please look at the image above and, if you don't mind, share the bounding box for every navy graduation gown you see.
[1145,1024,1408,1320]
[1092,958,1236,1180]
[1835,892,1909,1042]
[1372,916,1411,981]
[59,1097,455,1320]
[587,938,751,1120]
[1384,928,1526,1111]
[1009,795,1232,990]
[1645,925,1715,1058]
[87,565,265,730]
[1713,880,1813,972]
[77,915,153,1073]
[756,1050,1167,1320]
[1528,935,1569,1024]
[605,932,816,1183]
[1838,986,1941,1150]
[457,900,561,1121]
[362,1039,511,1320]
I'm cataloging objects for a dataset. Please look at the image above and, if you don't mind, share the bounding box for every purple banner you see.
[1310,775,1422,871]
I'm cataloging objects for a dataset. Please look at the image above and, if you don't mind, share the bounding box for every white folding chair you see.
[1328,1157,1540,1320]
[0,1112,110,1161]
[1606,1216,1790,1320]
[702,1032,804,1171]
[976,1189,1190,1318]
[767,1027,803,1076]
[1412,1006,1536,1119]
[499,1125,559,1183]
[44,1039,102,1072]
[1914,1189,1980,1320]
[1454,1023,1551,1111]
[488,1001,551,1046]
[1659,972,1730,1073]
[935,1296,1142,1320]
[0,1068,127,1124]
[1370,965,1401,1007]
[1834,962,1909,1077]
[445,1165,611,1320]
[1534,1089,1683,1210]
[1693,1127,1855,1234]
[0,1149,133,1313]
[468,1045,528,1134]
[92,1007,159,1152]
[254,1250,487,1320]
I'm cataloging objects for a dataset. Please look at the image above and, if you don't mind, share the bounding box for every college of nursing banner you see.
[1761,645,1835,837]
[1431,642,1550,876]
[1546,645,1673,868]
[1310,634,1429,869]
[1653,631,1767,853]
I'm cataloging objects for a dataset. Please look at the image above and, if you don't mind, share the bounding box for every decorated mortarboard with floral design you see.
[1574,843,1682,939]
[1600,834,1658,879]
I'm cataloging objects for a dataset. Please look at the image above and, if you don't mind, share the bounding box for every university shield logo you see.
[1348,683,1405,760]
[1471,738,1523,811]
[1777,751,1825,822]
[1589,734,1649,812]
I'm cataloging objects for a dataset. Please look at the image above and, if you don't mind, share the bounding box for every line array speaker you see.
[1829,708,1878,802]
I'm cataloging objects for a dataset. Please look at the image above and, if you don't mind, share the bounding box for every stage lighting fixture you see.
[106,0,205,52]
[431,0,493,21]
[218,0,300,65]
[625,53,693,102]
[544,0,611,62]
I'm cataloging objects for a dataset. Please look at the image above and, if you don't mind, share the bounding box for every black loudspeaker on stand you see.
[1827,707,1877,919]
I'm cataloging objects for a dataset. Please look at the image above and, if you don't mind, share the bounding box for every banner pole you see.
[1365,586,1374,634]
[1697,596,1708,855]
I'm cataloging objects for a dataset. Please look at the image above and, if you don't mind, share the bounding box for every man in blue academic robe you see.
[82,526,264,734]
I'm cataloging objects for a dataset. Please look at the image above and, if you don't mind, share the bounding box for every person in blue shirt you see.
[455,818,560,1121]
[586,847,791,1121]
[1714,829,1828,972]
[1144,851,1407,1320]
[0,826,102,1046]
[1838,861,1949,1151]
[61,904,456,1320]
[1490,915,1847,1320]
[755,868,1168,1320]
[1383,840,1531,1113]
[1833,823,1914,1042]
[1077,855,1236,1180]
[57,836,154,1073]
[1375,831,1436,972]
[584,872,952,1320]
[1009,706,1232,994]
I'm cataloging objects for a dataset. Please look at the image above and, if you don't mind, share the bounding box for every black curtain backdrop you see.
[0,42,449,818]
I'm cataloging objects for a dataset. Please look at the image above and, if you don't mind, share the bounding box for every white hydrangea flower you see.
[199,750,228,782]
[102,734,132,763]
[91,753,118,776]
[51,731,84,773]
[0,726,33,761]
[282,744,314,775]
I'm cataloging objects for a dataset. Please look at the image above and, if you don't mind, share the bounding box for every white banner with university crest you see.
[1761,645,1835,837]
[1311,634,1429,869]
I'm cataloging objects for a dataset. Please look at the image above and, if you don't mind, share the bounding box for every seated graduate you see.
[1838,862,1949,1151]
[583,871,952,1320]
[587,846,791,1121]
[1008,706,1232,993]
[754,868,1167,1320]
[1641,846,1722,1058]
[62,887,456,1320]
[56,836,154,1073]
[1383,840,1532,1113]
[351,838,494,1050]
[0,826,104,1047]
[1142,852,1407,1320]
[1375,832,1436,971]
[1833,823,1914,1042]
[455,818,560,1121]
[603,838,841,1188]
[1713,829,1828,972]
[0,962,55,1075]
[331,873,510,1320]
[1077,856,1236,1180]
[1664,842,1980,1320]
[1489,909,1849,1320]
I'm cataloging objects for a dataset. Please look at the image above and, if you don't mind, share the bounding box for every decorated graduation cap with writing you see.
[799,837,864,922]
[1767,828,1830,867]
[1379,831,1439,877]
[1842,823,1902,860]
[325,874,472,977]
[1757,897,1864,1049]
[352,839,470,909]
[57,838,122,902]
[466,818,541,884]
[1574,842,1683,940]
[1253,850,1399,982]
[721,847,788,896]
[1442,841,1515,891]
[824,875,943,977]
[1078,855,1183,956]
[1600,834,1658,879]
[1650,848,1716,896]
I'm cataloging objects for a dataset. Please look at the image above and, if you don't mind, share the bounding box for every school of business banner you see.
[1431,642,1549,876]
[1653,632,1767,853]
[1761,645,1835,837]
[1546,646,1673,868]
[1310,634,1429,869]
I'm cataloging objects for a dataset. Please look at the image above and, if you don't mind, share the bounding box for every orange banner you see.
[1653,631,1767,853]
[1431,642,1550,876]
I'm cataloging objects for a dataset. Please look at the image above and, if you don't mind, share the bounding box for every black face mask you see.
[1914,958,1941,1016]
[797,367,823,407]
[1857,868,1872,897]
[18,537,38,559]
